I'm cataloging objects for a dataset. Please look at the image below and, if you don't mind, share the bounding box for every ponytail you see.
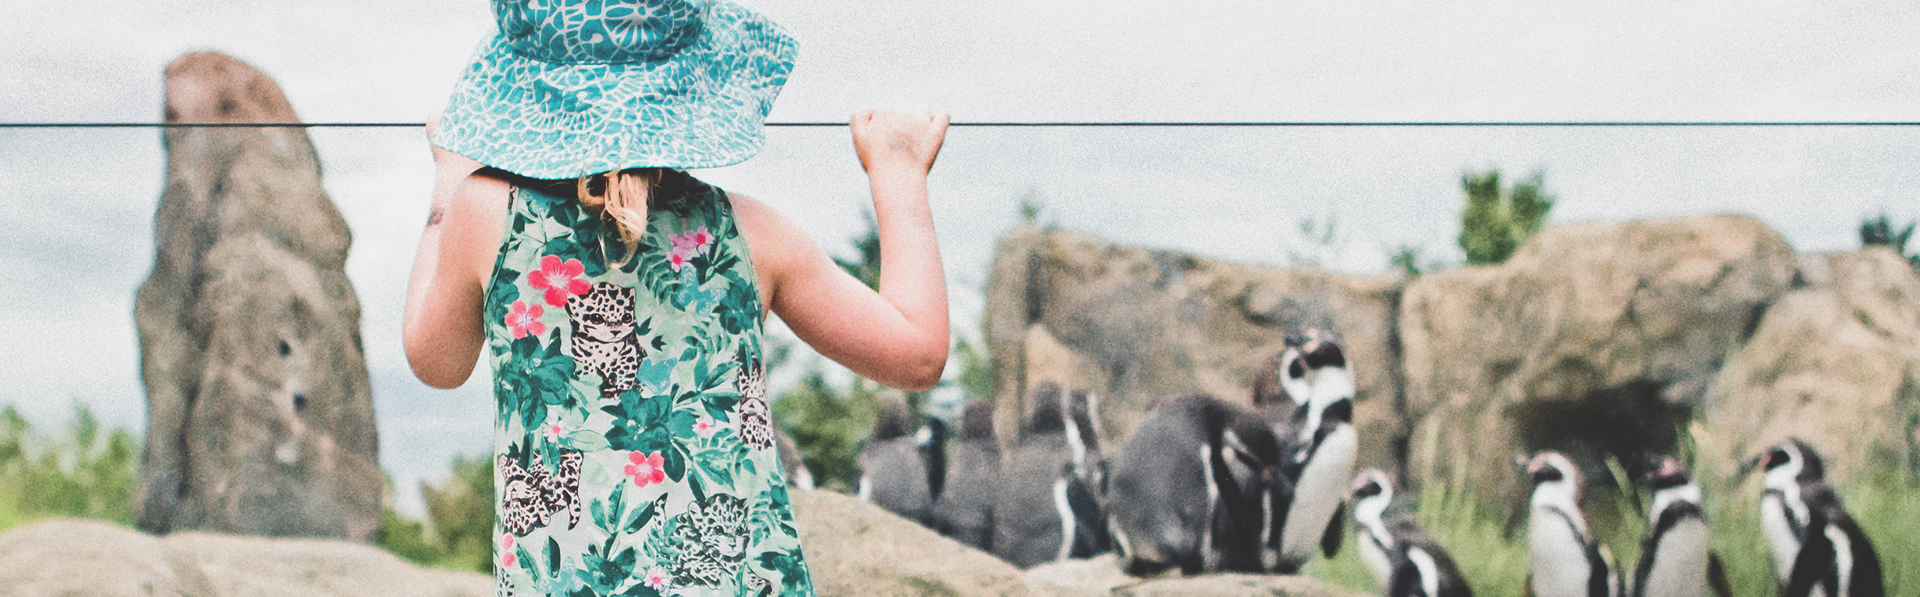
[576,168,662,264]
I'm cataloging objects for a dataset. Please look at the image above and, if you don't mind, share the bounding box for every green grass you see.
[1309,466,1920,596]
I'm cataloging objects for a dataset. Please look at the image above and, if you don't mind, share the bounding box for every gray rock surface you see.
[1114,574,1368,597]
[791,489,1053,596]
[0,519,490,597]
[134,52,379,540]
[1398,215,1800,499]
[984,227,1407,474]
[985,215,1919,505]
[1702,247,1920,481]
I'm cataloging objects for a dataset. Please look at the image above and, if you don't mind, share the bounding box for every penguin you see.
[1269,334,1359,573]
[1106,393,1288,575]
[857,391,932,525]
[1629,455,1731,597]
[1350,468,1473,597]
[918,414,951,501]
[932,400,1001,552]
[993,382,1110,567]
[1741,439,1884,597]
[772,426,814,491]
[1519,451,1618,597]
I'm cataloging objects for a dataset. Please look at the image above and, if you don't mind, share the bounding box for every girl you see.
[403,1,950,594]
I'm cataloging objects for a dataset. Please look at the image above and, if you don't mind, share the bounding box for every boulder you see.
[1397,214,1797,499]
[133,52,380,540]
[1701,247,1920,482]
[1023,555,1140,595]
[0,519,490,597]
[791,489,1055,596]
[984,227,1407,473]
[1398,215,1799,500]
[1114,574,1368,597]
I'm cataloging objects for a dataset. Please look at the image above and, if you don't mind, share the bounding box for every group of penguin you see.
[835,334,1886,597]
[1504,439,1884,597]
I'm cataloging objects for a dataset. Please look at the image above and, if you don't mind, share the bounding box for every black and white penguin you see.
[1271,335,1359,573]
[993,382,1109,567]
[932,401,1001,552]
[1742,439,1884,597]
[772,426,814,491]
[1350,468,1473,597]
[1519,451,1618,597]
[857,391,932,525]
[918,415,951,501]
[1107,393,1287,575]
[1630,455,1730,597]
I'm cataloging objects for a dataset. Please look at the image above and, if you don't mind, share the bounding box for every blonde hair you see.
[576,168,663,263]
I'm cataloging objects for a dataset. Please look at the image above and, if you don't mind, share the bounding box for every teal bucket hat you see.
[433,0,797,179]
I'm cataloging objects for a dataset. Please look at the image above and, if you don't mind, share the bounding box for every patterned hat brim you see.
[432,0,796,179]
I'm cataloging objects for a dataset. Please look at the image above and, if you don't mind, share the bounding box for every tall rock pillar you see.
[133,52,380,540]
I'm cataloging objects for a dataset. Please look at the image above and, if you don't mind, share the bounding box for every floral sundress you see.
[484,169,811,597]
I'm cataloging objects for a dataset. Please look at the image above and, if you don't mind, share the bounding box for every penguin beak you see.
[1512,454,1532,472]
[1737,453,1765,477]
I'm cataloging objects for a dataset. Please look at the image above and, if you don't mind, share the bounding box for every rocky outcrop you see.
[1701,247,1920,481]
[1398,216,1800,498]
[790,489,1055,596]
[0,496,1368,597]
[0,519,490,597]
[985,215,1920,505]
[133,52,379,540]
[984,227,1406,472]
[1114,574,1368,597]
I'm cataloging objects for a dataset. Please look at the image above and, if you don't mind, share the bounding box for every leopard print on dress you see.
[567,283,644,400]
[498,450,584,536]
[735,360,774,451]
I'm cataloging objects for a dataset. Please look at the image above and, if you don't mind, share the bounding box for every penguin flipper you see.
[1320,499,1346,558]
[1782,518,1836,597]
[1706,551,1732,597]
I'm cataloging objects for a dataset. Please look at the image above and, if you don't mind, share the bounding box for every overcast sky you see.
[3,0,1916,515]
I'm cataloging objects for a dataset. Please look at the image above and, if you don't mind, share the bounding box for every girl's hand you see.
[849,107,950,177]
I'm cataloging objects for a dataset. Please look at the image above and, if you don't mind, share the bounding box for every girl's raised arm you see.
[403,121,504,388]
[740,107,952,390]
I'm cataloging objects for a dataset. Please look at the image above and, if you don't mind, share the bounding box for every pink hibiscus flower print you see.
[527,255,590,307]
[667,250,691,271]
[498,533,516,568]
[688,226,713,251]
[625,451,666,488]
[669,231,697,254]
[693,415,720,439]
[504,301,546,339]
[541,419,565,442]
[642,567,670,590]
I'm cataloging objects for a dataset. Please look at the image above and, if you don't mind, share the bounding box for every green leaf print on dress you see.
[485,171,812,596]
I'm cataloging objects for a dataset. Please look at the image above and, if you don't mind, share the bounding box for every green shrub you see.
[1860,212,1920,273]
[770,371,878,493]
[0,404,137,531]
[375,453,497,573]
[1459,169,1554,266]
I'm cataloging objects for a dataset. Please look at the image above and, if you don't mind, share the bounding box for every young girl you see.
[403,1,949,594]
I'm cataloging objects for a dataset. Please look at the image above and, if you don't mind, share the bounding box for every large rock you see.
[790,489,1057,596]
[133,52,379,540]
[1398,215,1799,499]
[984,227,1406,472]
[0,519,490,597]
[1114,574,1368,597]
[1701,247,1920,482]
